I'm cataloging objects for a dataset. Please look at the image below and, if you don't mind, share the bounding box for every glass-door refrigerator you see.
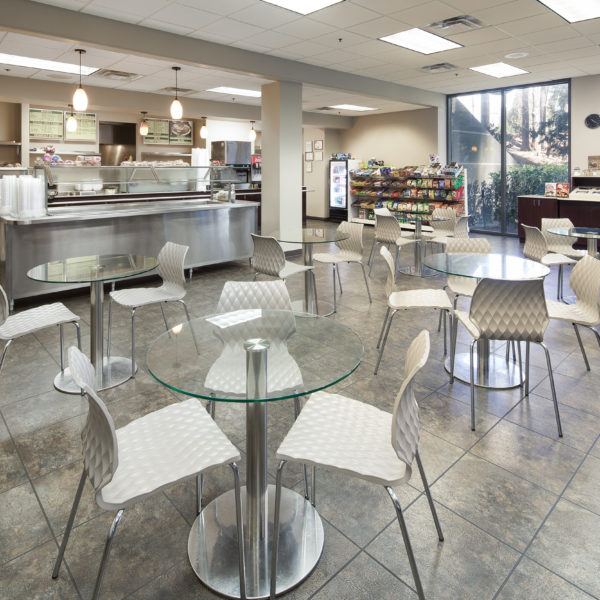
[329,159,353,222]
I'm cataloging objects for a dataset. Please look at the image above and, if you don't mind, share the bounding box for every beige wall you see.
[571,75,600,171]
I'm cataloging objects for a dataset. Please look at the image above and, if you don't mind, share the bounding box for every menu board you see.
[144,119,170,145]
[64,112,97,141]
[169,120,193,145]
[29,108,64,140]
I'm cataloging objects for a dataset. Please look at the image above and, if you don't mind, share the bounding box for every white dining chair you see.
[428,214,469,250]
[107,242,191,377]
[313,221,372,314]
[450,278,562,436]
[421,207,456,251]
[546,254,600,371]
[541,218,586,260]
[367,213,416,276]
[52,347,246,600]
[270,330,443,600]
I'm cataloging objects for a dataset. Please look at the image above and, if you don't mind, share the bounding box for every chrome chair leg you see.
[336,264,343,295]
[517,341,523,387]
[107,298,113,362]
[449,316,458,384]
[332,266,337,314]
[74,322,82,351]
[367,238,377,267]
[270,460,286,600]
[294,396,310,500]
[469,340,476,431]
[59,324,65,371]
[196,474,203,515]
[92,509,125,600]
[540,342,562,437]
[52,468,86,579]
[394,245,401,281]
[374,309,397,375]
[231,462,246,600]
[442,310,447,357]
[160,302,170,332]
[359,262,372,303]
[131,308,136,378]
[437,310,442,333]
[311,466,317,507]
[385,486,425,600]
[368,242,380,276]
[415,451,444,541]
[377,307,391,349]
[0,339,13,376]
[525,342,531,397]
[557,264,563,301]
[310,270,319,315]
[573,324,590,371]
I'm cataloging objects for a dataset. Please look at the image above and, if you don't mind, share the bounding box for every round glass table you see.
[268,228,349,314]
[27,254,158,392]
[396,212,447,277]
[423,253,550,389]
[547,227,600,257]
[147,309,363,599]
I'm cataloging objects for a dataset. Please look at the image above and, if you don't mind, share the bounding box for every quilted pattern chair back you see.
[569,255,600,317]
[446,237,492,254]
[336,221,364,254]
[431,207,456,234]
[375,214,403,244]
[391,330,430,467]
[157,242,188,296]
[68,347,118,493]
[454,216,470,239]
[217,280,292,312]
[469,278,549,342]
[374,207,392,217]
[542,218,576,254]
[251,234,286,277]
[380,245,397,298]
[0,285,8,327]
[522,225,548,262]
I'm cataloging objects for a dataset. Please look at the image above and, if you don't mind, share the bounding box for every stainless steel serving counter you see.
[0,198,258,306]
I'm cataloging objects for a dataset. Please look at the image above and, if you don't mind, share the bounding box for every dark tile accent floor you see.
[1,223,599,599]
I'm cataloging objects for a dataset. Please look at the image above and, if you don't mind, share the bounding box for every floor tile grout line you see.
[492,431,600,600]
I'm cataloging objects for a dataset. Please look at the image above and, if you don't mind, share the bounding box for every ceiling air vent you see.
[159,86,195,95]
[421,63,459,73]
[428,15,484,31]
[315,106,335,111]
[93,69,142,82]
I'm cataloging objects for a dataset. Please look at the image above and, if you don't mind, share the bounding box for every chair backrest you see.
[380,246,396,297]
[375,214,402,244]
[68,347,118,493]
[569,255,600,318]
[336,220,364,254]
[0,284,8,326]
[251,234,286,277]
[522,225,548,262]
[391,330,430,468]
[469,278,549,342]
[431,207,456,234]
[217,280,292,312]
[542,218,576,251]
[157,242,188,293]
[374,207,392,217]
[446,237,492,254]
[454,215,470,239]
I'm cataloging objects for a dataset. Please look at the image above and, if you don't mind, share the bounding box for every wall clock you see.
[584,114,600,129]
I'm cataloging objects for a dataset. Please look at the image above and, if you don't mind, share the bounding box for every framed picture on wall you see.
[305,141,313,153]
[314,151,323,161]
[305,152,314,161]
[314,139,323,150]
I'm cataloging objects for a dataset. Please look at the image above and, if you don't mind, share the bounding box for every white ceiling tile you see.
[309,3,381,28]
[520,25,580,45]
[240,30,301,50]
[274,40,331,58]
[0,32,74,59]
[177,0,257,16]
[533,37,595,54]
[230,40,272,53]
[190,18,264,42]
[0,66,40,79]
[146,3,221,29]
[271,19,336,40]
[309,31,370,49]
[84,4,144,23]
[389,1,461,27]
[346,16,412,39]
[498,12,567,36]
[138,19,196,35]
[333,55,386,70]
[32,0,89,9]
[349,0,425,14]
[227,3,300,28]
[447,26,509,45]
[469,0,546,26]
[570,19,600,36]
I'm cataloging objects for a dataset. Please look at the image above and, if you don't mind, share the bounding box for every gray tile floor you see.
[1,223,599,599]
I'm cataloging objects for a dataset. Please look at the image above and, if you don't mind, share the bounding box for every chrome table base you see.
[54,357,136,393]
[444,352,522,389]
[189,485,324,599]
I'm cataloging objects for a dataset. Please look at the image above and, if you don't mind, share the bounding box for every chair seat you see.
[279,261,313,279]
[313,250,363,264]
[276,391,410,487]
[422,231,453,241]
[400,223,434,233]
[454,309,481,339]
[447,275,478,299]
[547,247,587,260]
[388,288,452,311]
[98,398,240,510]
[110,285,184,308]
[395,236,417,248]
[541,253,577,267]
[546,299,599,326]
[0,303,79,340]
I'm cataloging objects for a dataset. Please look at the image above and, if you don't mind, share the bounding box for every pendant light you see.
[72,49,88,112]
[139,111,149,136]
[249,121,256,142]
[170,66,183,120]
[66,104,77,133]
[200,117,207,139]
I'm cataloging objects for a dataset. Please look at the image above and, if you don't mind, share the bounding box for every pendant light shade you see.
[249,121,256,142]
[66,104,77,132]
[139,111,149,136]
[200,117,207,139]
[170,66,183,120]
[72,49,88,111]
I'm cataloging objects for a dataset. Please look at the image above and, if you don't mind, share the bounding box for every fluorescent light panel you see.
[537,0,600,23]
[207,86,261,97]
[330,104,376,111]
[0,52,98,75]
[470,62,529,78]
[379,28,462,55]
[260,0,344,15]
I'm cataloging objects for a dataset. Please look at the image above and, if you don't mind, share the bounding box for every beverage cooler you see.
[329,159,359,222]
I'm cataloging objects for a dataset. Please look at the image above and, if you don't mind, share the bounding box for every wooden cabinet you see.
[517,196,558,241]
[559,200,600,228]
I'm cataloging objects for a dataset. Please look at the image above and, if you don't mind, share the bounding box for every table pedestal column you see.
[303,244,316,314]
[587,238,598,258]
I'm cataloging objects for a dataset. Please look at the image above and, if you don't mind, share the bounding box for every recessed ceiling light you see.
[505,51,529,59]
[207,86,261,97]
[536,0,600,23]
[329,104,376,111]
[0,52,98,75]
[260,0,344,15]
[379,28,462,55]
[470,62,529,78]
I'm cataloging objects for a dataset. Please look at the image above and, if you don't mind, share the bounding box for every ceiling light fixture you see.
[139,111,149,136]
[259,0,344,15]
[66,104,77,133]
[536,0,600,23]
[200,117,208,139]
[0,52,98,75]
[170,66,183,120]
[505,51,529,59]
[329,104,377,111]
[470,62,529,78]
[379,28,462,55]
[249,121,256,142]
[207,86,261,98]
[72,49,88,112]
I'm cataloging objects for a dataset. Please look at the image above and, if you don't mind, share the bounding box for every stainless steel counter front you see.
[1,199,258,306]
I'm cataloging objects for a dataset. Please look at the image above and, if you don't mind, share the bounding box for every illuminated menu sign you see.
[29,108,64,140]
[144,119,170,145]
[64,112,97,141]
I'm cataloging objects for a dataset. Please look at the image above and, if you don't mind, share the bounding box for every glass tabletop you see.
[548,227,600,239]
[423,253,550,279]
[146,309,364,402]
[267,228,349,244]
[27,254,158,283]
